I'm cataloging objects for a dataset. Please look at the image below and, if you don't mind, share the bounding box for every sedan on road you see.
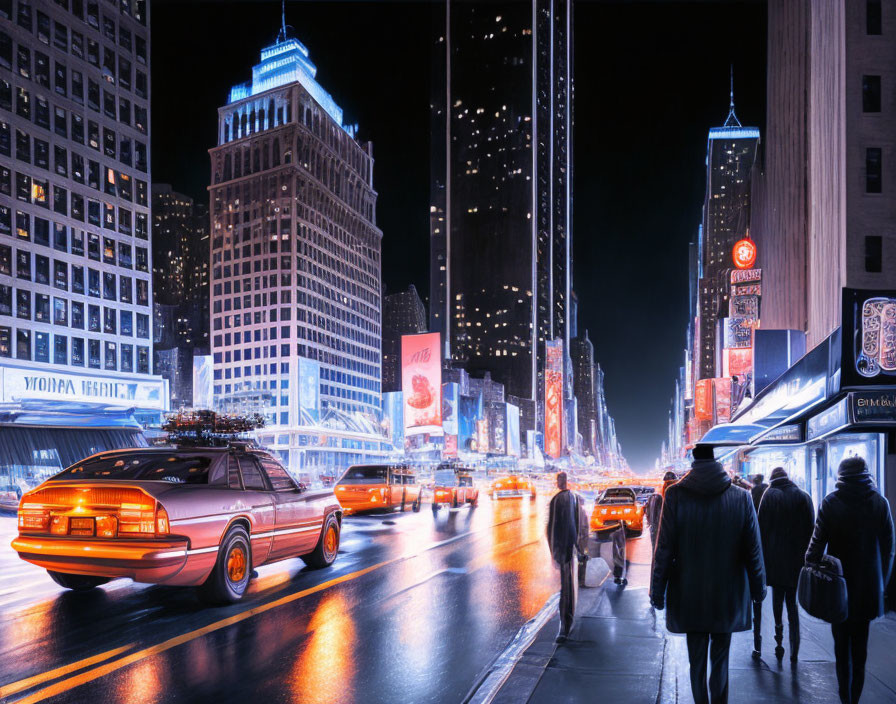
[590,486,644,537]
[12,447,342,604]
[489,475,536,500]
[431,465,479,511]
[334,464,423,514]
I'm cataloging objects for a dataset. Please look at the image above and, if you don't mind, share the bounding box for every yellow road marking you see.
[0,646,133,699]
[7,510,537,703]
[9,560,391,704]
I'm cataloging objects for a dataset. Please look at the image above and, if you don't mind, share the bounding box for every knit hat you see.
[692,444,715,461]
[770,467,787,480]
[838,457,867,477]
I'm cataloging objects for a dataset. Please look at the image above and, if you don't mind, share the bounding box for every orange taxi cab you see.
[489,474,536,500]
[431,465,479,511]
[335,465,423,514]
[590,486,644,536]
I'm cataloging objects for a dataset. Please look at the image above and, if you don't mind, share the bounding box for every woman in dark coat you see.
[806,457,894,704]
[756,466,815,661]
[650,444,765,704]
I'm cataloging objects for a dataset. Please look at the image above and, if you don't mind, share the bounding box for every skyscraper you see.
[381,284,426,393]
[430,0,573,402]
[208,20,382,452]
[695,87,759,381]
[0,1,166,436]
[570,330,596,456]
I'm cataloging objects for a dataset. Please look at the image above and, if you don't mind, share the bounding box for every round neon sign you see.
[733,239,757,269]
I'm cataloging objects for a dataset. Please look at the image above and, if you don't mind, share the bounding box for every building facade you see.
[696,96,759,381]
[0,0,166,425]
[208,24,384,473]
[429,0,572,401]
[382,284,426,393]
[570,330,596,456]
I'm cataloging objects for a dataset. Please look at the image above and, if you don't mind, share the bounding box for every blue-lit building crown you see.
[227,36,356,137]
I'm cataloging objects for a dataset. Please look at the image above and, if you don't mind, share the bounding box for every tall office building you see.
[695,89,759,381]
[430,0,573,401]
[208,21,382,462]
[753,0,896,349]
[570,330,596,456]
[0,0,166,467]
[381,284,426,393]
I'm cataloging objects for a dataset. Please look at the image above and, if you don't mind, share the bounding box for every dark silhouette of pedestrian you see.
[751,474,768,512]
[612,520,627,585]
[547,471,587,643]
[650,444,765,704]
[646,471,677,552]
[806,457,894,704]
[754,466,814,662]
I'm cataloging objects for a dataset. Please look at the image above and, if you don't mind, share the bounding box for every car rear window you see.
[57,453,213,484]
[341,465,388,485]
[600,489,636,504]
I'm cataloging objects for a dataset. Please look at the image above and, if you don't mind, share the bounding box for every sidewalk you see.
[493,533,896,703]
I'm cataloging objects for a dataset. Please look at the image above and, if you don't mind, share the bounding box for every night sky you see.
[152,1,766,472]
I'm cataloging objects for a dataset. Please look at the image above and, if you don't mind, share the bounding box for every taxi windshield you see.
[341,465,389,485]
[55,453,213,484]
[600,488,636,505]
[434,470,456,486]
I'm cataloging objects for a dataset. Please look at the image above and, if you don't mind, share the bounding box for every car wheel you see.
[198,524,251,605]
[47,571,110,591]
[302,514,340,569]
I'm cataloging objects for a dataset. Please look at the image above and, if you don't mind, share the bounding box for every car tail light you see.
[17,486,170,539]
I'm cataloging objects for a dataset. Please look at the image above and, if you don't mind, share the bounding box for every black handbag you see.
[798,555,848,624]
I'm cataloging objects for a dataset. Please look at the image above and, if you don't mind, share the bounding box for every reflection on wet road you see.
[0,496,556,704]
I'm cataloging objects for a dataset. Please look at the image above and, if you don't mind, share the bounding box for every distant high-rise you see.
[381,284,426,393]
[208,22,382,451]
[570,331,596,456]
[430,0,573,401]
[696,87,759,381]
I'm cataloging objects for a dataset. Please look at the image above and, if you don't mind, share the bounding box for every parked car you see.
[334,465,423,514]
[0,482,23,512]
[431,465,479,511]
[12,447,342,604]
[489,474,537,500]
[590,486,643,537]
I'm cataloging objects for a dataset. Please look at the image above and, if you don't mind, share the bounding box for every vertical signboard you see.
[714,377,732,423]
[383,391,404,447]
[695,379,713,421]
[192,354,213,409]
[401,332,442,436]
[477,418,489,454]
[544,339,564,458]
[506,403,520,457]
[442,382,459,435]
[298,357,321,422]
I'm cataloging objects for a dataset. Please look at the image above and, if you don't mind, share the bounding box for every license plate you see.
[69,517,95,536]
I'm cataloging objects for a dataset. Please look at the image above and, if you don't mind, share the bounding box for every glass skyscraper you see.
[430,0,572,403]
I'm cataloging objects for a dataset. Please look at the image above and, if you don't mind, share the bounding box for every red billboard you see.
[401,333,442,436]
[724,348,754,377]
[695,379,713,421]
[714,377,732,423]
[544,339,564,458]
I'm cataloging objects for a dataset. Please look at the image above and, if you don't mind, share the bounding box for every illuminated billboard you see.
[544,339,564,458]
[442,382,459,436]
[694,379,713,421]
[298,357,320,422]
[714,377,732,423]
[733,239,757,269]
[192,354,213,409]
[723,316,757,349]
[724,348,754,377]
[401,332,442,436]
[506,403,520,457]
[477,418,489,453]
[856,296,896,378]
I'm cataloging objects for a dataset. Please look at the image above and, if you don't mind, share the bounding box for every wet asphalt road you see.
[0,495,559,704]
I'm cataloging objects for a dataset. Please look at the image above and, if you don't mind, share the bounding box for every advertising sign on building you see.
[192,354,213,409]
[723,317,757,349]
[487,402,506,455]
[695,379,713,421]
[855,296,896,378]
[383,391,404,447]
[506,403,520,457]
[731,268,762,284]
[298,357,321,422]
[714,377,732,423]
[401,332,442,436]
[459,393,481,451]
[544,339,564,458]
[730,295,760,319]
[442,382,459,436]
[724,348,754,378]
[476,418,489,454]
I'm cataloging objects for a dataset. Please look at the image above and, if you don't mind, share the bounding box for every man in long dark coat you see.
[806,457,894,704]
[756,466,814,661]
[646,471,677,552]
[650,444,765,704]
[547,472,587,643]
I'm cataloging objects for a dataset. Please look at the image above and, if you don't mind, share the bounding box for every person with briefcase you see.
[804,457,895,704]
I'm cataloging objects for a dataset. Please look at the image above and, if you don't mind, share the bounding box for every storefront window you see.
[744,445,810,493]
[824,433,884,498]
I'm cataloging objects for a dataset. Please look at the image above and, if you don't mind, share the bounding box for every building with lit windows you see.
[429,0,572,403]
[695,91,759,381]
[382,284,426,393]
[208,20,388,475]
[0,0,166,489]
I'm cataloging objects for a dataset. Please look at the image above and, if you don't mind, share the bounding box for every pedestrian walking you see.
[646,471,677,552]
[750,474,768,512]
[805,457,894,704]
[755,467,814,662]
[612,520,627,585]
[547,471,587,643]
[650,444,766,704]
